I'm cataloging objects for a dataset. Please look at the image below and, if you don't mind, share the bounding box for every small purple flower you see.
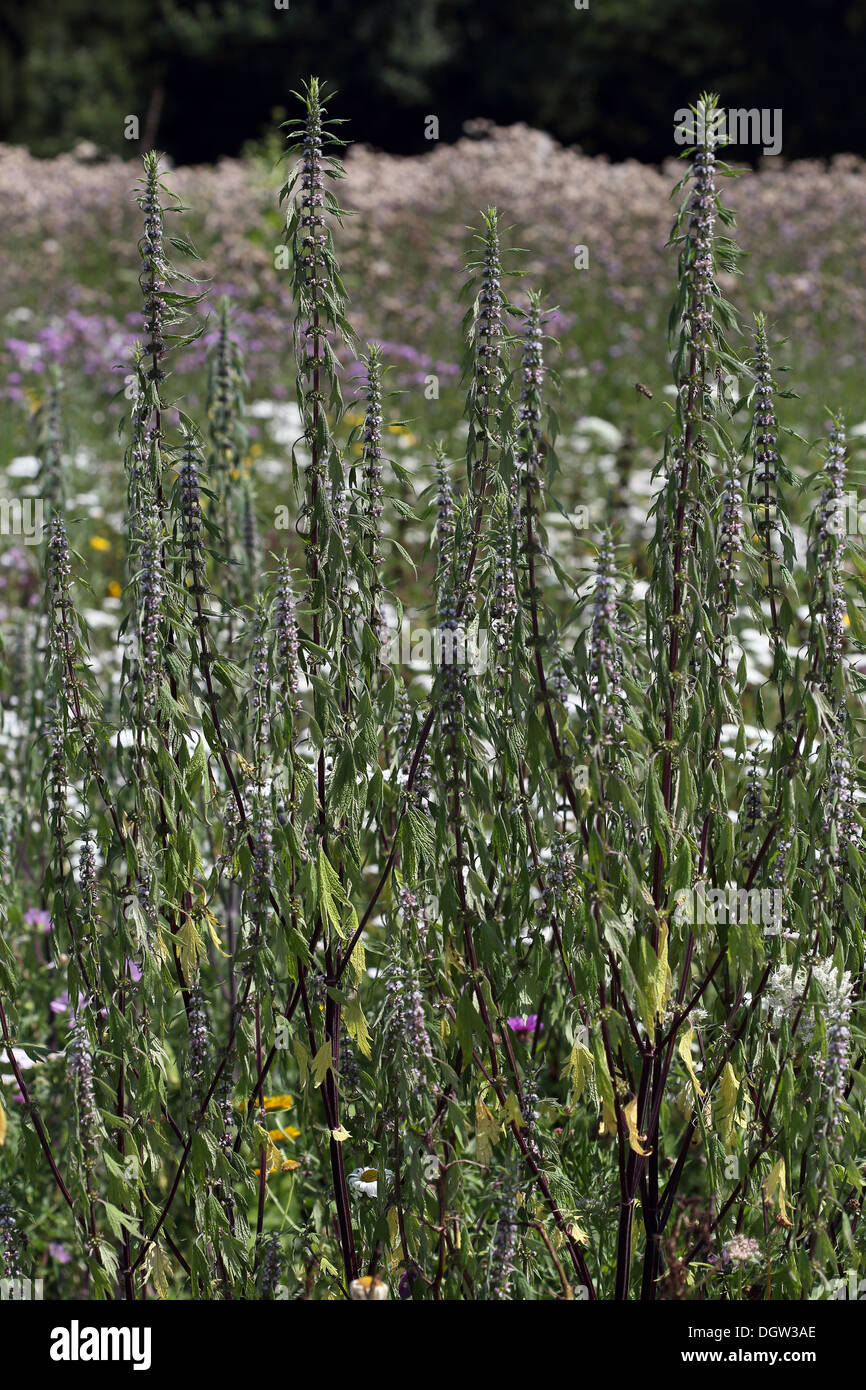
[48,1242,72,1265]
[24,908,53,931]
[50,990,88,1018]
[507,1015,542,1039]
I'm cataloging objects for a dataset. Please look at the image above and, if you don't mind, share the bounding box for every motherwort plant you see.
[0,89,863,1303]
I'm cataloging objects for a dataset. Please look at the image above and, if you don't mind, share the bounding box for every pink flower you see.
[24,908,53,931]
[50,991,86,1017]
[507,1014,542,1038]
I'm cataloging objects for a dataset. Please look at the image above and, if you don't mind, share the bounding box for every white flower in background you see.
[5,456,40,479]
[574,415,623,450]
[764,957,853,1047]
[767,957,855,1140]
[348,1166,393,1199]
[1,1047,37,1084]
[82,609,119,631]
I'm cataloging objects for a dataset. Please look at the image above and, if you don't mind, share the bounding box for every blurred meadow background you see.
[3,131,866,646]
[2,2,866,638]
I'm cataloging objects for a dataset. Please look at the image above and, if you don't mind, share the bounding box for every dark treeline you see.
[1,0,863,163]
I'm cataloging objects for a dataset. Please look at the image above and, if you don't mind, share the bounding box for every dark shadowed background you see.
[1,0,863,163]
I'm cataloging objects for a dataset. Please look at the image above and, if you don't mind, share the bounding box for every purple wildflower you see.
[507,1014,542,1038]
[24,908,53,931]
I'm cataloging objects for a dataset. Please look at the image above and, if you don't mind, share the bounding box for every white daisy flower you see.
[348,1166,393,1199]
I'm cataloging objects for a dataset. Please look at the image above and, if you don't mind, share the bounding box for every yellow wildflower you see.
[262,1095,293,1111]
[268,1125,300,1142]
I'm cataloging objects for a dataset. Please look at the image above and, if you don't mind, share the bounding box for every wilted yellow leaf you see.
[150,1245,172,1299]
[177,915,206,983]
[678,1026,705,1098]
[344,992,372,1059]
[592,1035,617,1116]
[475,1097,500,1166]
[717,1063,741,1150]
[599,1100,618,1137]
[349,938,366,987]
[311,1041,333,1089]
[502,1091,523,1128]
[765,1156,794,1227]
[654,922,672,1025]
[387,1206,401,1267]
[641,923,671,1045]
[624,1096,652,1156]
[564,1041,596,1107]
[263,1136,282,1174]
[203,908,229,957]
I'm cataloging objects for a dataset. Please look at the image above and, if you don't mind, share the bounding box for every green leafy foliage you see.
[0,88,864,1305]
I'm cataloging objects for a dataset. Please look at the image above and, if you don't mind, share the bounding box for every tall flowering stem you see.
[359,344,386,653]
[35,367,64,511]
[282,77,359,1284]
[588,534,627,754]
[517,296,584,823]
[206,297,249,616]
[812,416,848,696]
[457,208,510,609]
[628,94,745,1300]
[748,315,794,728]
